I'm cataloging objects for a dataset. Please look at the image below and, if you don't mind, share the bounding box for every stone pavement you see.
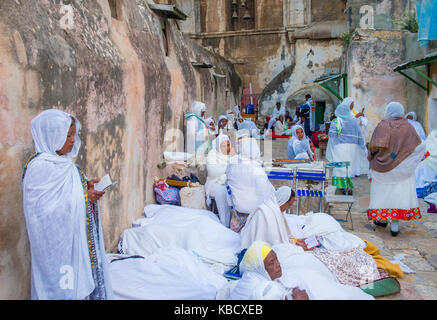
[266,138,437,300]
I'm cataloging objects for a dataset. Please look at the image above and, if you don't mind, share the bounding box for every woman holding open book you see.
[21,109,113,300]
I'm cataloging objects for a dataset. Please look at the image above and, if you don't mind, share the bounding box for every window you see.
[108,0,120,20]
[229,0,255,31]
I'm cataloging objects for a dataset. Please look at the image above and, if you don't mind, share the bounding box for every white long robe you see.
[22,109,113,300]
[119,204,241,274]
[108,249,227,300]
[205,148,232,227]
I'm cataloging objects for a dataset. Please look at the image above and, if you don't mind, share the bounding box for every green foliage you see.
[397,10,419,33]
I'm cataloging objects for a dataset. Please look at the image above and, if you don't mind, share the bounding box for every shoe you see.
[373,220,388,228]
[391,230,400,237]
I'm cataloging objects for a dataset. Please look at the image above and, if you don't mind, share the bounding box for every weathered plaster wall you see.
[0,0,240,299]
[347,29,408,138]
[259,39,344,118]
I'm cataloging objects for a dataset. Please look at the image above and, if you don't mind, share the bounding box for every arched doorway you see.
[286,85,340,123]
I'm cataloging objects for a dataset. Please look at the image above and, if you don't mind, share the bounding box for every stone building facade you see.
[0,0,241,299]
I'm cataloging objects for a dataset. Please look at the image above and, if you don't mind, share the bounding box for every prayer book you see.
[304,235,319,250]
[94,174,118,192]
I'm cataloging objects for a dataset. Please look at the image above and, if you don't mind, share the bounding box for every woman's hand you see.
[230,147,237,156]
[295,239,313,251]
[291,288,309,300]
[87,178,105,203]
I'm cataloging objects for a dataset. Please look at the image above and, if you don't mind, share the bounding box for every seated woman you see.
[22,109,113,300]
[205,135,236,227]
[326,102,367,183]
[415,130,437,213]
[222,241,374,300]
[216,115,229,136]
[241,186,399,287]
[226,138,276,231]
[287,124,314,160]
[273,115,292,136]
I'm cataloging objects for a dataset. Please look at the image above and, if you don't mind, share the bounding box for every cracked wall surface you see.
[0,0,241,299]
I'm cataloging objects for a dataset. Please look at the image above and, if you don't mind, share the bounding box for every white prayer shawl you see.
[273,120,291,136]
[422,130,437,172]
[186,101,208,157]
[205,135,231,205]
[225,241,373,300]
[287,125,313,160]
[120,204,241,273]
[298,212,366,251]
[369,141,426,211]
[271,105,286,120]
[240,197,291,249]
[22,109,113,300]
[108,249,227,300]
[226,139,275,214]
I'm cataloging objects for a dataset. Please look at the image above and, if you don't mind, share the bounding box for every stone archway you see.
[286,85,340,122]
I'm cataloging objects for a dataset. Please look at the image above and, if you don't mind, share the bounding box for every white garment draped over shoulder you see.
[119,204,241,274]
[240,197,291,249]
[22,109,113,300]
[221,241,373,300]
[108,249,227,300]
[226,138,275,214]
[369,141,427,211]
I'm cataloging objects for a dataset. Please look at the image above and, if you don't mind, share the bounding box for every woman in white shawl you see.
[416,129,437,213]
[222,240,374,300]
[205,135,236,227]
[226,138,275,216]
[287,124,314,160]
[241,186,381,287]
[185,101,209,160]
[326,103,367,187]
[342,97,370,175]
[21,109,113,300]
[405,111,427,141]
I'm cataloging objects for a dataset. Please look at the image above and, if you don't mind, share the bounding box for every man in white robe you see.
[267,102,286,131]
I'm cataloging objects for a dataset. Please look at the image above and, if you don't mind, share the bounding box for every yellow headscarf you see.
[261,245,273,260]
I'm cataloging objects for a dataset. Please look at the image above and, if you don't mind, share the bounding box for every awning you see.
[148,3,188,20]
[306,73,348,101]
[394,54,437,94]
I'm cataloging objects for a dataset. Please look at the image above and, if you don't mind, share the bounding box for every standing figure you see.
[368,102,426,236]
[185,101,209,161]
[21,109,113,300]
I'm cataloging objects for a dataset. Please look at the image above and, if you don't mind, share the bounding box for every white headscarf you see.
[23,109,113,300]
[239,137,261,160]
[30,109,81,157]
[275,186,292,207]
[287,125,312,160]
[335,103,352,119]
[217,115,228,127]
[229,241,288,300]
[342,97,354,109]
[190,101,206,117]
[213,134,230,154]
[385,102,405,119]
[240,241,274,280]
[405,111,417,121]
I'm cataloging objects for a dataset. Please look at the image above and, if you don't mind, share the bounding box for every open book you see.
[94,174,118,192]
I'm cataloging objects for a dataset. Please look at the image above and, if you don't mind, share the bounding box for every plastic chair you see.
[294,168,325,216]
[324,161,354,194]
[324,162,355,230]
[266,169,295,214]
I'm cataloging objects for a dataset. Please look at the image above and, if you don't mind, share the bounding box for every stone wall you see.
[0,0,241,299]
